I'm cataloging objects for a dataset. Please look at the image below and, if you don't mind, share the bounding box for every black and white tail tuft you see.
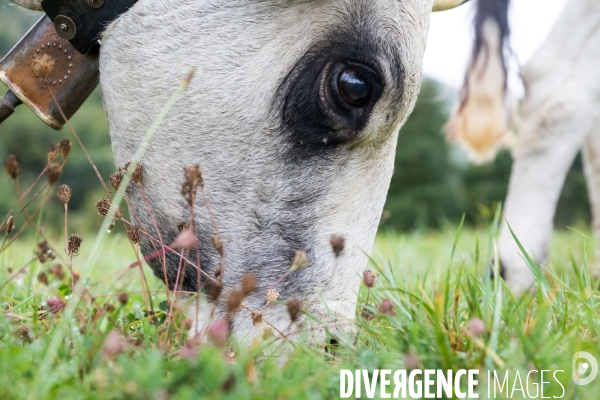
[446,0,513,163]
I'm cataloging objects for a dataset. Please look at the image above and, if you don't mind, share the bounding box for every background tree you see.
[380,78,590,231]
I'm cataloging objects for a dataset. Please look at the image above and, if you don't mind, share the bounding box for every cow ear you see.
[432,0,468,12]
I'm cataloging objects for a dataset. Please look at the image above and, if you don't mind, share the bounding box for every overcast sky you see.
[424,0,569,91]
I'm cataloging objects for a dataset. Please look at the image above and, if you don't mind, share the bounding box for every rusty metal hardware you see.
[42,0,138,54]
[0,91,22,125]
[0,0,137,129]
[53,15,77,41]
[0,16,99,130]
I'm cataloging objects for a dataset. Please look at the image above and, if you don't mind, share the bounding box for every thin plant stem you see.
[0,166,48,231]
[31,70,196,399]
[0,257,37,292]
[136,182,170,304]
[0,186,52,253]
[47,90,111,197]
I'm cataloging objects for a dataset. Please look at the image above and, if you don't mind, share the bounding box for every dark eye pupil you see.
[337,69,371,106]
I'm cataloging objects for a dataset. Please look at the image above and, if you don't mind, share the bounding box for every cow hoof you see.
[488,260,506,280]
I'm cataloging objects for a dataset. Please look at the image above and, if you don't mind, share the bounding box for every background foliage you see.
[0,0,591,233]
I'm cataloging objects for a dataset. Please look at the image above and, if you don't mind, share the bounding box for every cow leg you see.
[495,0,600,294]
[497,111,589,294]
[582,130,600,267]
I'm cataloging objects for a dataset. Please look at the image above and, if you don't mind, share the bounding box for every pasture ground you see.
[1,225,600,399]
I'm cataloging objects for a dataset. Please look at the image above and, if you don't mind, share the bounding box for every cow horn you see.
[10,0,43,11]
[433,0,468,12]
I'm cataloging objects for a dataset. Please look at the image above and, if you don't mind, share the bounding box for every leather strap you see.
[41,0,138,54]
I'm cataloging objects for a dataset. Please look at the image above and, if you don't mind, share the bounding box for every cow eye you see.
[337,69,371,106]
[326,61,382,128]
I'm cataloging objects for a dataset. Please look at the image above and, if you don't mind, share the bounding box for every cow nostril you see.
[337,69,371,106]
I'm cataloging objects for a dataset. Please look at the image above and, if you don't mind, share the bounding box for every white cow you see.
[11,0,507,345]
[449,0,600,293]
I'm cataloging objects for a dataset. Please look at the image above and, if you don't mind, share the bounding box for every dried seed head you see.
[181,164,203,205]
[49,263,64,279]
[378,298,396,316]
[361,302,376,322]
[211,235,224,256]
[46,162,62,185]
[36,241,55,263]
[4,155,19,179]
[6,216,14,234]
[13,325,33,343]
[363,270,375,288]
[182,69,195,88]
[118,293,128,305]
[207,281,223,302]
[330,235,345,257]
[266,289,279,303]
[179,333,201,359]
[95,198,110,217]
[291,249,309,270]
[177,222,189,232]
[47,143,60,163]
[38,271,49,285]
[466,317,486,337]
[170,229,197,250]
[404,352,420,370]
[226,290,243,313]
[181,318,193,331]
[126,225,141,244]
[103,330,126,360]
[130,162,143,183]
[95,198,117,218]
[251,311,263,325]
[207,319,229,347]
[59,139,71,159]
[104,303,116,313]
[109,171,123,190]
[57,184,72,204]
[186,164,204,187]
[47,297,65,314]
[32,53,55,79]
[286,298,301,322]
[67,234,82,256]
[241,273,256,297]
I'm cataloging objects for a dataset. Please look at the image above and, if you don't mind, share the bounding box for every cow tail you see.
[445,0,513,163]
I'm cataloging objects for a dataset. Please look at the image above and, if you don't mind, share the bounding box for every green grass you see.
[1,225,600,399]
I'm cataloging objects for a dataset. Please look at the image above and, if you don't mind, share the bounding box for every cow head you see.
[97,0,472,347]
